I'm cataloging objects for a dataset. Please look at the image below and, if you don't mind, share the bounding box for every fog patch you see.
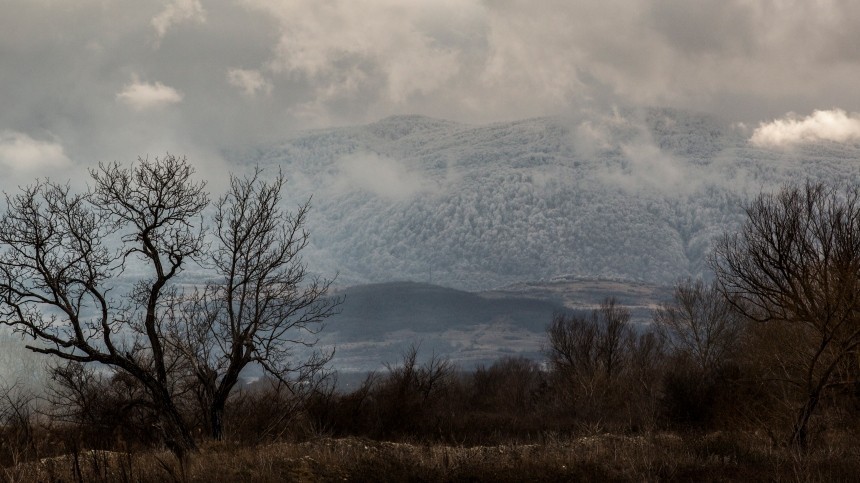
[750,109,860,147]
[333,153,435,201]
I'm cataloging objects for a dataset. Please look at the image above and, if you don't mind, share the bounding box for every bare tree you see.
[166,168,339,440]
[596,298,633,381]
[653,278,744,376]
[0,156,336,452]
[546,298,635,419]
[711,182,860,448]
[547,298,634,383]
[0,156,205,453]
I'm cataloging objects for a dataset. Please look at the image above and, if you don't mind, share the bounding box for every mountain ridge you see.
[226,108,860,291]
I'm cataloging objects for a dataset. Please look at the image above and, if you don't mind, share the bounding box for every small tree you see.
[546,298,636,420]
[653,279,744,427]
[0,155,336,452]
[653,278,744,377]
[712,182,860,448]
[547,298,634,384]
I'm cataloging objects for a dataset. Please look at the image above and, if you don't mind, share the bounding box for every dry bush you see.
[302,373,376,438]
[0,382,39,467]
[367,345,457,439]
[44,362,168,452]
[459,357,553,441]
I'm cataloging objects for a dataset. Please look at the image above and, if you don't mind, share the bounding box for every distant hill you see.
[228,108,860,291]
[320,279,671,371]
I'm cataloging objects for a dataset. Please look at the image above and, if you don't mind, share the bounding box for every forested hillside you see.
[231,108,860,290]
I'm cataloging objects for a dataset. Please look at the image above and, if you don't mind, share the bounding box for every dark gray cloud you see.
[2,0,860,189]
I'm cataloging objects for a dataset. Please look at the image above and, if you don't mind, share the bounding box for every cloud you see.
[332,153,434,201]
[750,109,860,147]
[241,0,484,121]
[227,68,272,97]
[8,0,860,169]
[234,0,860,126]
[152,0,206,40]
[579,109,713,195]
[116,79,183,111]
[0,131,72,171]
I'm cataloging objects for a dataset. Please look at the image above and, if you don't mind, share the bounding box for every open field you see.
[6,432,860,482]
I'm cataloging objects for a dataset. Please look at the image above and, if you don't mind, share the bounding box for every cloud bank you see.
[4,0,860,186]
[750,109,860,147]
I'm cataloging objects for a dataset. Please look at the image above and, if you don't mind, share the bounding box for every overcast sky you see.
[3,0,860,185]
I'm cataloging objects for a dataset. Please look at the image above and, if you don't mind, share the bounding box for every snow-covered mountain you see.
[226,108,860,291]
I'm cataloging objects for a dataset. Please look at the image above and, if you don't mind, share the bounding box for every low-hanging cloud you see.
[116,79,184,111]
[332,153,435,201]
[0,131,72,171]
[750,109,860,147]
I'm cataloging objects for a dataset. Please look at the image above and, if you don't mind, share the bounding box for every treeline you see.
[300,280,856,448]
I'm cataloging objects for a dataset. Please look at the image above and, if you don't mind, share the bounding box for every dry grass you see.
[4,432,860,482]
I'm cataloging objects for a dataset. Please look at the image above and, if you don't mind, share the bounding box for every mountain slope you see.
[226,108,860,290]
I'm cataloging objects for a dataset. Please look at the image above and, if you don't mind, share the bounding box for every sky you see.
[4,0,860,187]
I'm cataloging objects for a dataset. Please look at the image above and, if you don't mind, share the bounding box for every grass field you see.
[6,432,860,482]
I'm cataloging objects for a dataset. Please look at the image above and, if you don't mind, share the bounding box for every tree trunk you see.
[789,393,820,450]
[210,402,225,441]
[153,389,197,456]
[161,409,197,457]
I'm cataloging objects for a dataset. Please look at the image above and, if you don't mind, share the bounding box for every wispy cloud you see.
[750,109,860,147]
[227,68,272,97]
[116,79,183,111]
[332,152,435,201]
[152,0,205,40]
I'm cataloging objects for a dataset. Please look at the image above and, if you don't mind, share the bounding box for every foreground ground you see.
[5,432,860,482]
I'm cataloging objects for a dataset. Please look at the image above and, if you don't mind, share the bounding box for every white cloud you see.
[116,79,183,111]
[152,0,206,40]
[750,109,860,147]
[0,131,72,171]
[333,153,434,201]
[227,68,272,97]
